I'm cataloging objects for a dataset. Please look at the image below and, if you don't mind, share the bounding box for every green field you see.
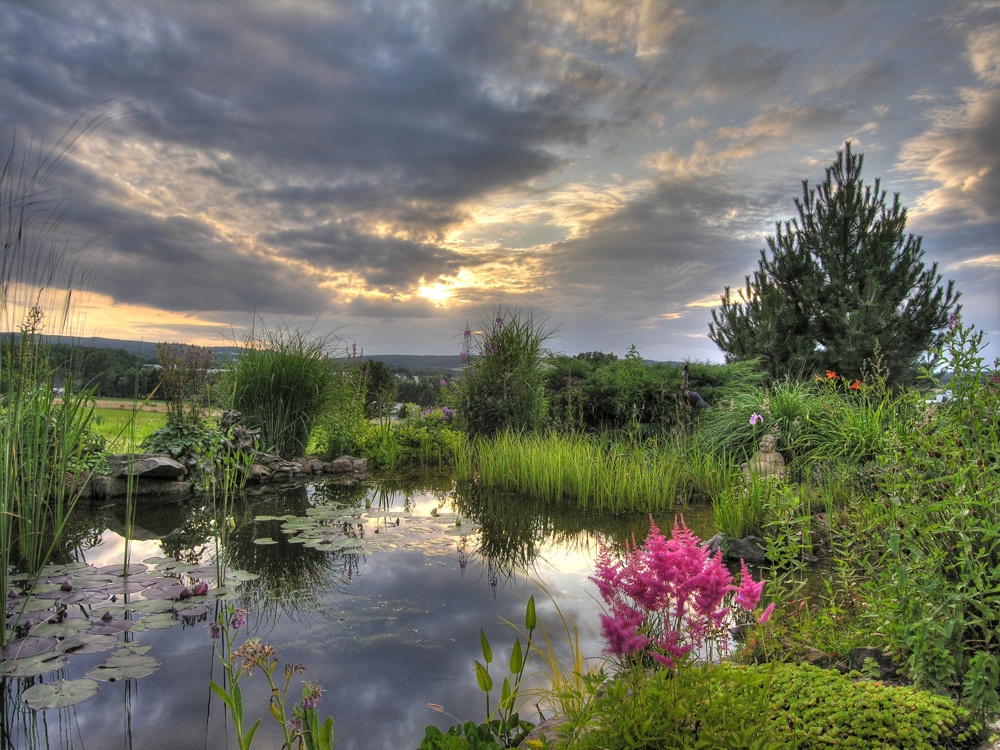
[91,401,167,452]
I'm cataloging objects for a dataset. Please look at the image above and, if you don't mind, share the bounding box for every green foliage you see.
[448,309,553,437]
[709,143,960,387]
[220,319,351,457]
[456,429,689,512]
[422,598,538,750]
[752,663,980,749]
[359,358,398,418]
[142,419,220,465]
[417,720,517,750]
[857,318,1000,722]
[557,664,786,750]
[554,663,979,750]
[1,114,109,641]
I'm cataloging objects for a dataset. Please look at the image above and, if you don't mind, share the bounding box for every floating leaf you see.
[87,654,160,681]
[97,563,148,576]
[2,637,58,660]
[57,633,119,654]
[30,620,93,638]
[89,618,134,636]
[138,613,179,630]
[0,653,68,678]
[22,678,100,710]
[253,537,277,545]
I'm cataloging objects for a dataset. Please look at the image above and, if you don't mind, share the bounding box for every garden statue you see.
[741,432,786,483]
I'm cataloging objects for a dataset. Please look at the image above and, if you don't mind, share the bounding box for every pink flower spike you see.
[734,560,765,610]
[757,602,775,624]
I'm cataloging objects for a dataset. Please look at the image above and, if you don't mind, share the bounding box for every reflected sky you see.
[2,479,711,750]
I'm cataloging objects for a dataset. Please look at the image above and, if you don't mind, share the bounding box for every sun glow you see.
[417,280,454,306]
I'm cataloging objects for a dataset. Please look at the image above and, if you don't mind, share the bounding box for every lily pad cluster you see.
[254,504,481,557]
[3,559,257,710]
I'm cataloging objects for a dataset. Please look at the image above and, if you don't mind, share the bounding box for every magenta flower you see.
[591,515,769,670]
[757,602,775,624]
[733,560,765,610]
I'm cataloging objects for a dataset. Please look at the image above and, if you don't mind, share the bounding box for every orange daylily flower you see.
[849,380,861,390]
[825,369,837,380]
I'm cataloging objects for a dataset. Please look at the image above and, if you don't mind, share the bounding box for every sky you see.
[2,0,997,365]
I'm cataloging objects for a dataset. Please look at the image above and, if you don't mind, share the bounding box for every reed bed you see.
[457,430,692,513]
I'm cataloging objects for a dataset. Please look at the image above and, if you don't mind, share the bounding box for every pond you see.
[2,476,716,750]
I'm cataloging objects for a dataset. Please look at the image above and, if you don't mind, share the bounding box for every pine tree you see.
[709,143,960,386]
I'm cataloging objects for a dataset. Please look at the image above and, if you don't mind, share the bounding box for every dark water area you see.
[2,477,716,750]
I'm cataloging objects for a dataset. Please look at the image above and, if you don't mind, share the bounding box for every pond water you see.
[2,475,716,750]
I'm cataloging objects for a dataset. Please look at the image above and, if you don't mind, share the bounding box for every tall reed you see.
[1,115,110,639]
[457,430,689,513]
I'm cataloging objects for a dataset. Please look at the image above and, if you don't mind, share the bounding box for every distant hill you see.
[12,334,459,371]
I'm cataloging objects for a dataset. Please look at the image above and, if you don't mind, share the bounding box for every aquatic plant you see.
[208,602,334,749]
[1,115,111,631]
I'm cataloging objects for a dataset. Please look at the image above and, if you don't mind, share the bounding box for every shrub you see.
[448,309,553,437]
[220,320,351,457]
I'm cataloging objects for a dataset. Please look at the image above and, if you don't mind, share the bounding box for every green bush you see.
[220,320,354,457]
[857,319,1000,722]
[448,309,553,437]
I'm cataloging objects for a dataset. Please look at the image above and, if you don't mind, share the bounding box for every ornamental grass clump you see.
[591,517,772,671]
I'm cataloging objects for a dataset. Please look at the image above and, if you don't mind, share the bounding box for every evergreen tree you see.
[709,143,960,386]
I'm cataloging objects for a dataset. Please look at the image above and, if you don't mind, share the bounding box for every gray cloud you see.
[1,0,996,361]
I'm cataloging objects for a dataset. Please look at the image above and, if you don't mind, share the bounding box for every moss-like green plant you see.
[751,662,981,749]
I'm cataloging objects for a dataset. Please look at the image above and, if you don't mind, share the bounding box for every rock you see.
[326,456,367,474]
[518,716,567,748]
[724,535,768,564]
[90,475,192,500]
[108,454,186,480]
[802,646,832,669]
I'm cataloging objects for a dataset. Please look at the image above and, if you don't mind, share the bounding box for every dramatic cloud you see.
[1,0,996,362]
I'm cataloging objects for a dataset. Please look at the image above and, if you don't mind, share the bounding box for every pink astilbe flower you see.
[734,560,765,610]
[590,515,770,671]
[757,602,775,624]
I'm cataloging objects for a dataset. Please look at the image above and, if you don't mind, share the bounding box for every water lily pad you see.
[2,637,58,659]
[57,633,120,654]
[0,652,69,677]
[30,619,93,638]
[89,618,134,636]
[60,591,110,606]
[19,597,59,613]
[66,575,117,589]
[129,598,175,615]
[87,653,159,681]
[138,612,179,630]
[173,603,209,618]
[253,537,277,545]
[97,563,148,576]
[22,678,100,710]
